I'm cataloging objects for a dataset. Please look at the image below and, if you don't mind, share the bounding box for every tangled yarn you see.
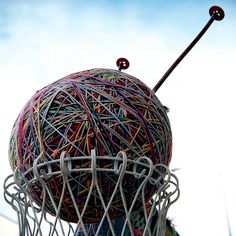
[9,68,172,223]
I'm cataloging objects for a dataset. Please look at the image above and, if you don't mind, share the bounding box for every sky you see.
[0,0,236,235]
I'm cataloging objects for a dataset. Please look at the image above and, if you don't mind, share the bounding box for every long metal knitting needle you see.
[152,5,225,93]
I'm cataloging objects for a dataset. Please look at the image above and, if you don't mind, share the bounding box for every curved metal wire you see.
[4,151,180,236]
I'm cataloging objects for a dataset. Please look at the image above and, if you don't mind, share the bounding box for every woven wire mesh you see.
[4,150,179,236]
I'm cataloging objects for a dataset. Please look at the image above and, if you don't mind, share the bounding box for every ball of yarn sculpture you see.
[8,68,172,223]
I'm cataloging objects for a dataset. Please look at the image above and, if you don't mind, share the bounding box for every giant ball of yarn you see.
[8,68,172,223]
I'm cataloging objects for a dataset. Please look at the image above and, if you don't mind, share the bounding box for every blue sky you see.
[0,0,236,235]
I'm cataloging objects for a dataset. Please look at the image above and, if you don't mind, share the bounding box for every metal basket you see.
[4,150,179,236]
